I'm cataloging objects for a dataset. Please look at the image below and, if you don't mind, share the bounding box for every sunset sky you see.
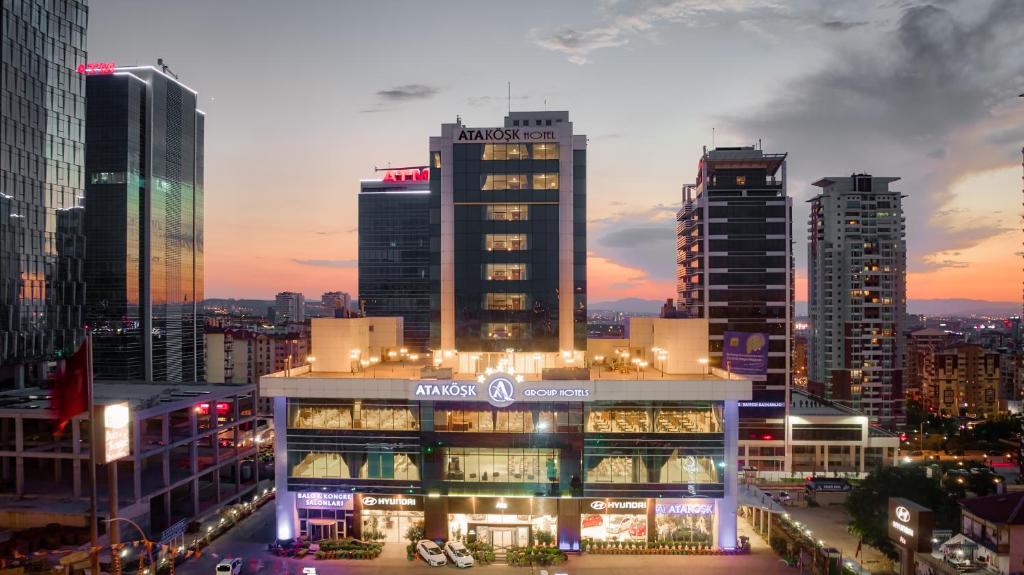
[89,0,1024,304]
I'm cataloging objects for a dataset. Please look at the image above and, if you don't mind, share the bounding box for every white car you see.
[417,539,447,567]
[444,540,475,568]
[215,558,242,575]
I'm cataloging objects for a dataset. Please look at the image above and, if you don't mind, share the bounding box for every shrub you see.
[534,530,555,546]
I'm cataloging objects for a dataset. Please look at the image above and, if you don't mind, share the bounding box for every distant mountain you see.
[595,298,1019,318]
[589,298,665,314]
[906,299,1019,317]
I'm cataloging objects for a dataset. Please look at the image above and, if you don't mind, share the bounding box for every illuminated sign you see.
[655,499,715,515]
[359,494,423,510]
[296,492,353,510]
[455,128,558,143]
[101,403,131,463]
[738,401,785,408]
[587,499,648,512]
[77,62,116,75]
[408,377,593,404]
[382,168,429,182]
[887,497,933,552]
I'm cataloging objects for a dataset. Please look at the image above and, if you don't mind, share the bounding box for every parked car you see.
[582,514,603,528]
[216,558,242,575]
[628,521,647,538]
[605,515,634,535]
[417,540,447,566]
[778,491,793,504]
[444,540,475,568]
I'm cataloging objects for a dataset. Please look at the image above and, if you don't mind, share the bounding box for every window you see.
[482,174,529,190]
[485,204,528,221]
[485,234,528,251]
[288,401,419,431]
[482,322,529,340]
[289,451,419,480]
[735,176,746,186]
[532,143,559,160]
[482,144,530,160]
[90,171,126,184]
[484,293,527,310]
[484,263,528,281]
[443,448,559,483]
[433,152,441,168]
[532,173,559,189]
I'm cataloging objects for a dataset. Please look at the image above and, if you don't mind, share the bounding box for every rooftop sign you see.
[77,62,116,75]
[409,373,594,405]
[455,127,558,143]
[382,167,429,182]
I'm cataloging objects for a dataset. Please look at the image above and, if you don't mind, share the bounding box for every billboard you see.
[722,331,768,376]
[95,403,130,463]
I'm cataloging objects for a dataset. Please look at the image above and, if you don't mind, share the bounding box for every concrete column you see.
[133,419,142,501]
[14,415,24,496]
[859,446,866,473]
[272,397,295,540]
[14,364,25,389]
[72,419,82,497]
[718,399,739,549]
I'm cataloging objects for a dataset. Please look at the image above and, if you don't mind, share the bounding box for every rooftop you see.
[703,146,787,176]
[960,491,1024,525]
[0,381,254,415]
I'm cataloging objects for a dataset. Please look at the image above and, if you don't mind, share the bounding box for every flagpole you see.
[87,334,100,575]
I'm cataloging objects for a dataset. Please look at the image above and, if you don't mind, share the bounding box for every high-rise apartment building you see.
[358,169,430,350]
[274,292,305,325]
[321,291,351,317]
[0,0,88,388]
[927,343,1000,418]
[905,327,952,412]
[84,65,205,382]
[429,112,586,358]
[808,174,906,427]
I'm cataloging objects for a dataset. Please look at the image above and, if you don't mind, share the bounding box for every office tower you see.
[676,146,792,394]
[358,169,430,350]
[429,111,586,357]
[84,65,205,382]
[808,174,906,426]
[0,0,88,388]
[321,291,351,317]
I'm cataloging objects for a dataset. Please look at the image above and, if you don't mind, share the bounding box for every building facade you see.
[927,344,1001,418]
[429,112,586,358]
[321,292,351,317]
[84,65,205,382]
[358,171,430,350]
[263,318,748,553]
[676,146,793,468]
[274,292,305,326]
[205,327,258,384]
[808,174,907,427]
[0,0,88,388]
[0,382,260,538]
[905,328,953,412]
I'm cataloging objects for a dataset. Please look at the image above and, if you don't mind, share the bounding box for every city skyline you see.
[88,0,1024,303]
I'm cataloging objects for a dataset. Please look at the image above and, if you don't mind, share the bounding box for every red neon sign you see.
[77,62,116,75]
[383,168,429,183]
[196,402,231,416]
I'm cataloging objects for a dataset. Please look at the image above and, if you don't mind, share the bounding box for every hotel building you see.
[263,317,748,554]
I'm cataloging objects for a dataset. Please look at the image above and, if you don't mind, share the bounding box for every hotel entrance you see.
[476,524,529,558]
[446,497,557,559]
[307,518,342,541]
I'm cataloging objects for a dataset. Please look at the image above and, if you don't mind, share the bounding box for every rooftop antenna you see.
[156,57,179,80]
[758,137,763,150]
[712,127,716,148]
[507,81,511,114]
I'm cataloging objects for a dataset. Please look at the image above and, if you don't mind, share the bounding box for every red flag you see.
[52,338,91,435]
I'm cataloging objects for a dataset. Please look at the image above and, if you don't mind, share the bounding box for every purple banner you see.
[722,331,768,376]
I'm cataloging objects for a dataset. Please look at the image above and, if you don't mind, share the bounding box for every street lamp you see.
[698,357,709,376]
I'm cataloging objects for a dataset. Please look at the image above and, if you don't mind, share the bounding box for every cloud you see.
[375,84,439,102]
[818,19,869,31]
[599,226,674,248]
[530,0,781,64]
[589,203,680,282]
[721,0,1024,273]
[292,258,357,268]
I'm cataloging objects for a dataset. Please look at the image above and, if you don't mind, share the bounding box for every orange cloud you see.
[587,253,675,302]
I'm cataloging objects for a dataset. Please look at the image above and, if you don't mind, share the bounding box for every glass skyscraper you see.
[430,112,586,355]
[358,172,431,351]
[0,0,88,388]
[84,65,204,382]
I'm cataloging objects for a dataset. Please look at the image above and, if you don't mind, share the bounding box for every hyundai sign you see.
[887,497,933,552]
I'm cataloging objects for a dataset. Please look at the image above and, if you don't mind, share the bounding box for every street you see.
[173,504,797,575]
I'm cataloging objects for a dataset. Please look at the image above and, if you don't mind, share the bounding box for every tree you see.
[845,466,960,559]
